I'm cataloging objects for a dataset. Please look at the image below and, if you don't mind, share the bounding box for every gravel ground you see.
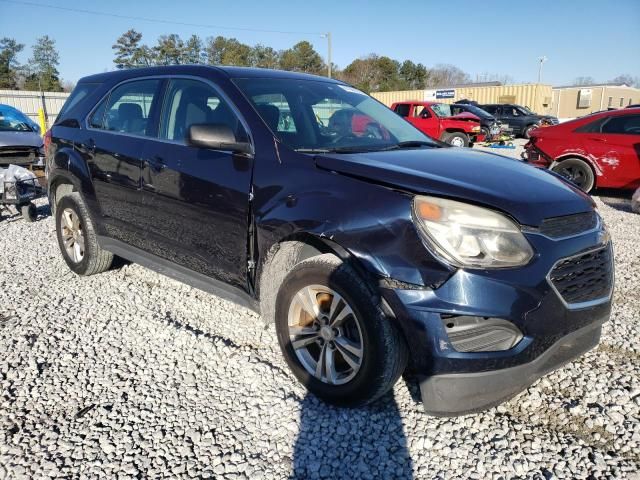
[0,194,639,479]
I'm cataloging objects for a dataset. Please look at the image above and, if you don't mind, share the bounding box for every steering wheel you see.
[329,133,358,145]
[364,123,384,139]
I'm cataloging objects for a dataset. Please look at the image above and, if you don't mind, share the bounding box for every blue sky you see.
[1,0,639,85]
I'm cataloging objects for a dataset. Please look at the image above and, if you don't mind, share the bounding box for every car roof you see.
[78,65,343,85]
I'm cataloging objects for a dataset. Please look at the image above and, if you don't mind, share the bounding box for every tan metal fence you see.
[0,89,70,126]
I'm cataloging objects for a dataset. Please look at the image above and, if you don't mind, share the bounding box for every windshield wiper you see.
[295,146,380,154]
[380,140,437,151]
[294,148,333,153]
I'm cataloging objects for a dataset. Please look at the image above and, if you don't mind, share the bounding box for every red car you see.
[391,101,483,147]
[523,108,640,192]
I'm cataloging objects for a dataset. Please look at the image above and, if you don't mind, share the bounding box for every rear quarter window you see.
[56,83,100,124]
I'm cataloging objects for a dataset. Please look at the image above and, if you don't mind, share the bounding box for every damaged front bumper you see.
[418,320,604,415]
[381,226,613,416]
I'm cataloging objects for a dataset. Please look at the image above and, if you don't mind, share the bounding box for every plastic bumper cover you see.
[419,320,603,416]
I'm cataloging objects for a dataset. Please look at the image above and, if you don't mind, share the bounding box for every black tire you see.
[55,192,113,275]
[523,124,537,139]
[480,127,490,140]
[275,253,408,407]
[551,158,596,193]
[21,203,37,222]
[442,132,469,147]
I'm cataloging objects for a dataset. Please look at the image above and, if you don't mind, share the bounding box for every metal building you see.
[551,84,640,121]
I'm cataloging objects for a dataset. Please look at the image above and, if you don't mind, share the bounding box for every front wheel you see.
[21,203,37,222]
[551,158,595,193]
[275,254,408,407]
[442,132,469,147]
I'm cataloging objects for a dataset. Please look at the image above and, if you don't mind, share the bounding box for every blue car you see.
[0,104,44,166]
[46,66,613,415]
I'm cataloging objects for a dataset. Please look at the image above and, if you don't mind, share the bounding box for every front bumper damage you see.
[418,320,604,415]
[382,225,613,416]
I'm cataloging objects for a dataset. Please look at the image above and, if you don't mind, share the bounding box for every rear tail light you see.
[43,129,52,157]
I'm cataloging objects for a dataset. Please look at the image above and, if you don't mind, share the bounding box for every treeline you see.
[0,36,66,91]
[110,30,480,93]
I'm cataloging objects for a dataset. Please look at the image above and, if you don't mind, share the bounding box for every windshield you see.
[430,103,453,118]
[520,106,535,115]
[0,106,35,132]
[459,104,492,119]
[234,78,437,152]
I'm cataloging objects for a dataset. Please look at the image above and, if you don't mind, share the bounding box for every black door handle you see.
[144,156,165,171]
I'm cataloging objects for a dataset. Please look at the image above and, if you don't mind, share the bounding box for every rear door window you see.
[600,115,640,135]
[92,79,162,137]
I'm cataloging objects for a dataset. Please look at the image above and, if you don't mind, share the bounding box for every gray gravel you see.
[0,196,639,479]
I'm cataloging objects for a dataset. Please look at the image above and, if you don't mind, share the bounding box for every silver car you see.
[0,104,44,167]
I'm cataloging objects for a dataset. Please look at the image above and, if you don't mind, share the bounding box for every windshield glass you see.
[430,103,453,118]
[0,106,34,132]
[461,104,492,119]
[520,106,535,115]
[234,78,437,152]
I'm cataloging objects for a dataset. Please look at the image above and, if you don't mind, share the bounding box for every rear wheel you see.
[551,158,595,193]
[55,192,114,275]
[21,203,36,222]
[442,132,469,147]
[275,254,407,407]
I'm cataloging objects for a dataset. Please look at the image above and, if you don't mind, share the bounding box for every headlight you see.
[471,125,481,132]
[412,196,534,268]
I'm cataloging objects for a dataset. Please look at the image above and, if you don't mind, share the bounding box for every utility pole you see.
[538,56,548,83]
[321,32,332,78]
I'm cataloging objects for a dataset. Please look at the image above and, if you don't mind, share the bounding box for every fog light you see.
[443,316,523,352]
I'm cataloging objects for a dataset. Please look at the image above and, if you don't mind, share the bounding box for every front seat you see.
[117,103,145,134]
[255,104,280,132]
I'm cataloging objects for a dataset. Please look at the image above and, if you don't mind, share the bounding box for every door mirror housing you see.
[187,124,252,155]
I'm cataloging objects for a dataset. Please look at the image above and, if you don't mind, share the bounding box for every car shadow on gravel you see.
[291,393,413,479]
[596,192,633,213]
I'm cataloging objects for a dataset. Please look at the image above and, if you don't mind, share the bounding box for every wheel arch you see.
[553,153,601,179]
[256,232,383,325]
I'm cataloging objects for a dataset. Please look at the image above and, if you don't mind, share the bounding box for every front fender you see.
[254,168,454,289]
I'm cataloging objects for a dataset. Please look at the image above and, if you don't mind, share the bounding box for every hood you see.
[0,131,43,148]
[451,112,480,122]
[315,147,593,226]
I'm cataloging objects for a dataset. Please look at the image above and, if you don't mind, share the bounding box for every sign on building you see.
[435,89,455,99]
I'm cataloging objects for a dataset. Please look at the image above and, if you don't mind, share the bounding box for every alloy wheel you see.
[557,165,588,189]
[287,285,364,385]
[60,208,85,263]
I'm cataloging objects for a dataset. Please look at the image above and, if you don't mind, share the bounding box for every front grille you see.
[549,245,613,306]
[540,211,598,238]
[0,147,38,165]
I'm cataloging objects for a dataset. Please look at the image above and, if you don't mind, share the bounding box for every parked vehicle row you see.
[46,65,613,415]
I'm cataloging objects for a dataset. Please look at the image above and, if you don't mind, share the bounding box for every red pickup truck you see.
[391,101,483,147]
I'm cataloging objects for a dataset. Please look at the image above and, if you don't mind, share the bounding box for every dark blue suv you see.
[47,66,613,415]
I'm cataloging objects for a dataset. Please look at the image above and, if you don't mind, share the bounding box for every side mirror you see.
[187,124,252,155]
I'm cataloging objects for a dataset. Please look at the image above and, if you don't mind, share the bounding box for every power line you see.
[0,0,323,36]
